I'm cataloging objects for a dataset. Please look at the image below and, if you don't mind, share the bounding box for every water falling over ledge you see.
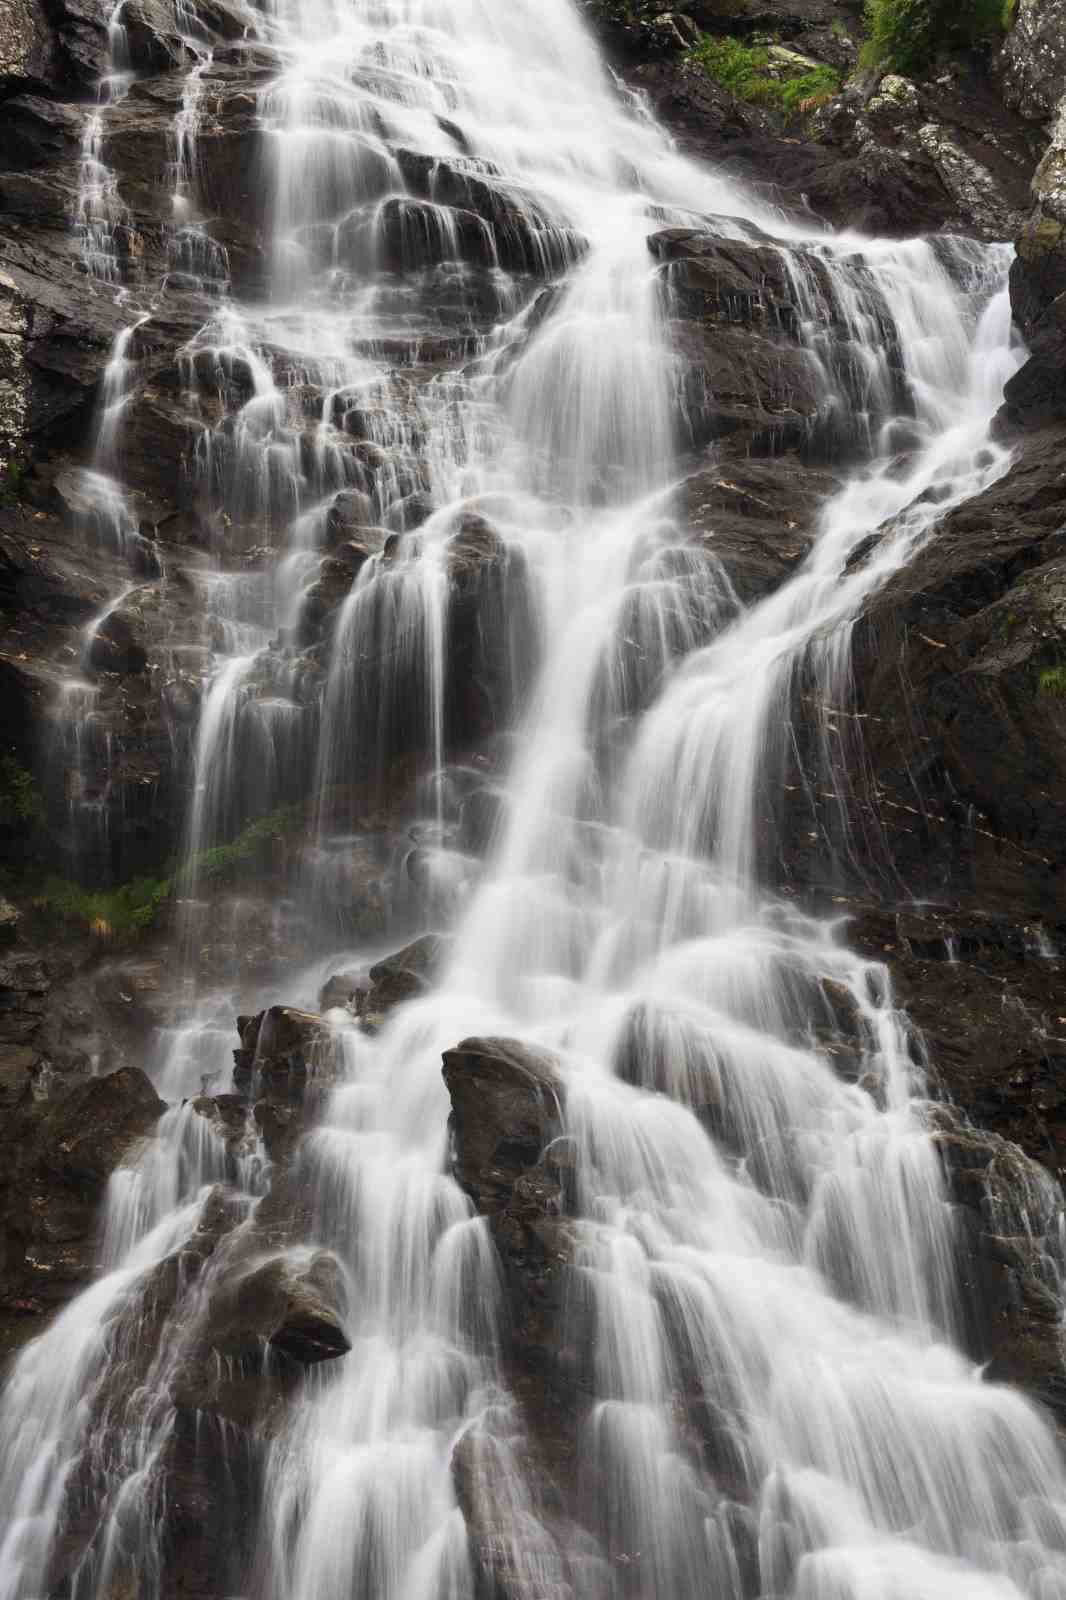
[2,1,1064,1598]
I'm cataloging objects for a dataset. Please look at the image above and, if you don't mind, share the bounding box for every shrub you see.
[686,34,841,117]
[189,803,303,882]
[27,804,304,939]
[33,875,172,938]
[859,0,1005,75]
[0,755,45,829]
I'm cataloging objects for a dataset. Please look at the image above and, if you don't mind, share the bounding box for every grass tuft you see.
[686,33,842,118]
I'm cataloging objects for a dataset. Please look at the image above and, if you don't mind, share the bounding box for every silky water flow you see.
[2,0,1065,1598]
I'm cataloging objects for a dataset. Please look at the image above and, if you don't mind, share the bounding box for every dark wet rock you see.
[34,1064,165,1189]
[848,431,1066,917]
[934,1116,1066,1418]
[298,555,356,643]
[176,1249,350,1374]
[252,1096,303,1163]
[845,904,1066,1174]
[680,453,836,601]
[451,1422,574,1600]
[87,605,149,675]
[654,229,823,454]
[442,1036,576,1390]
[0,1059,165,1354]
[317,967,365,1011]
[442,1036,564,1218]
[191,1091,254,1153]
[355,931,449,1024]
[233,1005,327,1094]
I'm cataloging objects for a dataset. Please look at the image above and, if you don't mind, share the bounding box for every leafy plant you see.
[28,803,304,939]
[1038,665,1066,698]
[686,34,841,118]
[0,756,45,829]
[33,874,172,938]
[0,459,27,507]
[858,0,1005,74]
[188,803,303,883]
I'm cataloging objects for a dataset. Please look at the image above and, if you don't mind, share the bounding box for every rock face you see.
[0,1060,164,1352]
[999,0,1066,121]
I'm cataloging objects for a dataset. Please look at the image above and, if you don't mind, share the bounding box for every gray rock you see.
[999,0,1066,121]
[917,122,1026,240]
[0,0,56,98]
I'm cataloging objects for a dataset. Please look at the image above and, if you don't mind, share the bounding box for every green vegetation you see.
[0,756,45,830]
[28,803,304,940]
[686,34,842,118]
[1038,665,1066,698]
[0,459,27,507]
[188,803,303,883]
[33,874,171,938]
[858,0,1006,76]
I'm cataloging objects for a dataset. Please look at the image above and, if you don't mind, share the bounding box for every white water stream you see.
[4,0,1066,1597]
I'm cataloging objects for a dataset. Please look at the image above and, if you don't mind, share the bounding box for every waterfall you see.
[3,0,1066,1598]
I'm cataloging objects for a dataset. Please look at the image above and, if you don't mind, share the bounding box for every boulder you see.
[189,1249,350,1366]
[317,968,364,1011]
[441,1036,564,1216]
[87,606,149,675]
[233,1005,325,1091]
[34,1065,165,1191]
[355,932,449,1024]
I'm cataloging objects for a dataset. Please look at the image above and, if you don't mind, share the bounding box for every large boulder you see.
[33,1063,165,1190]
[442,1036,576,1382]
[442,1036,564,1217]
[0,1063,165,1353]
[171,1249,350,1381]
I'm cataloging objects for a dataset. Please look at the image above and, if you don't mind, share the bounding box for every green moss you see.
[27,803,304,940]
[859,0,1006,74]
[1038,666,1066,698]
[33,874,172,938]
[0,460,27,508]
[1017,216,1065,263]
[0,756,45,830]
[190,803,303,882]
[686,34,842,117]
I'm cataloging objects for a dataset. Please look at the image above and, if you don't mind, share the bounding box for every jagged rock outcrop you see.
[999,0,1066,121]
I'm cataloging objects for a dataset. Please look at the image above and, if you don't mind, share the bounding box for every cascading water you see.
[4,1,1066,1598]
